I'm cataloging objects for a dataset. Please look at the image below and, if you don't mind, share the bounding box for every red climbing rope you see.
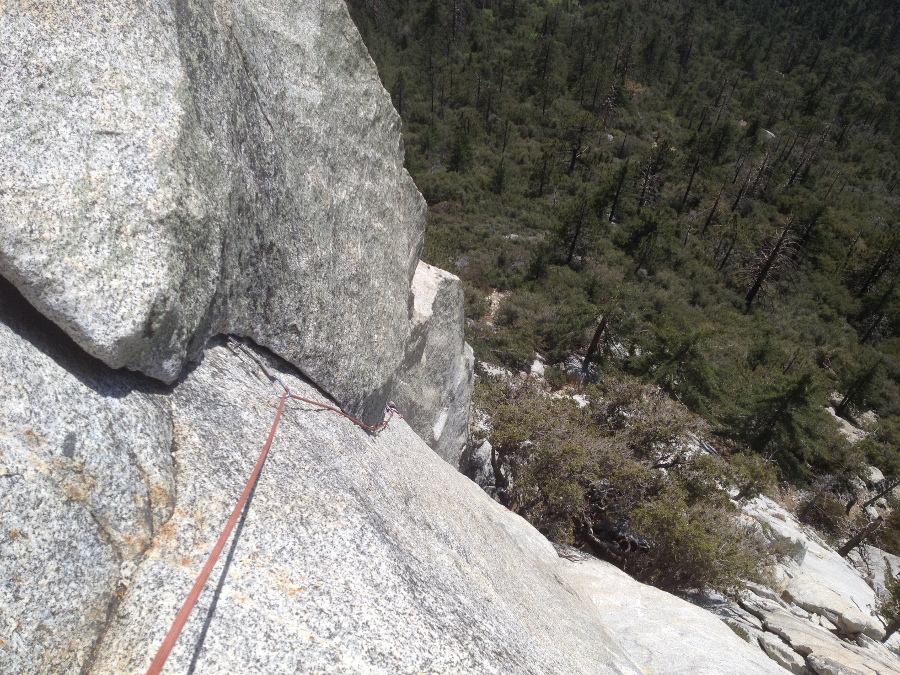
[145,391,288,675]
[289,393,399,432]
[144,342,400,674]
[228,336,403,433]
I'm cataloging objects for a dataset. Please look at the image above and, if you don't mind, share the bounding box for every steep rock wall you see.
[0,292,807,674]
[0,0,424,424]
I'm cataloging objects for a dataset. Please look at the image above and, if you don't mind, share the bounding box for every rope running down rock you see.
[144,339,400,675]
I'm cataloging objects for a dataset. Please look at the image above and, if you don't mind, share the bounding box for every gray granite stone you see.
[392,262,474,464]
[763,610,900,674]
[0,282,174,674]
[784,575,884,639]
[567,558,788,675]
[87,340,644,675]
[757,631,807,674]
[807,654,867,675]
[0,0,425,425]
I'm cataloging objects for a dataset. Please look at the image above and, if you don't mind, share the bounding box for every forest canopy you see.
[348,0,900,484]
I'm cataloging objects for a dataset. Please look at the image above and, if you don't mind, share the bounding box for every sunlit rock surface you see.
[0,0,424,424]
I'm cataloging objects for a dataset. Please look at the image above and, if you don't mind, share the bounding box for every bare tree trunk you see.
[608,163,628,222]
[731,171,753,212]
[583,316,608,372]
[702,179,727,235]
[745,221,793,312]
[838,516,884,558]
[860,477,900,511]
[679,152,701,213]
[801,475,837,522]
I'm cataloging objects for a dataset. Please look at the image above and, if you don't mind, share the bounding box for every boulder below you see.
[392,261,474,464]
[757,631,807,674]
[763,610,900,674]
[848,546,900,601]
[784,576,884,639]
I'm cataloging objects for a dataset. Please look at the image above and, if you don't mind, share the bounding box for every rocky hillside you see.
[1,1,899,674]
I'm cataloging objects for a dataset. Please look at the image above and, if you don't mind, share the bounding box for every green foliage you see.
[477,375,772,595]
[876,562,900,642]
[873,509,900,557]
[630,492,764,594]
[351,0,900,574]
[627,319,715,413]
[729,453,779,501]
[448,125,474,173]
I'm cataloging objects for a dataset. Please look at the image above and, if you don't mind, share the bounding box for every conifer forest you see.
[348,0,900,588]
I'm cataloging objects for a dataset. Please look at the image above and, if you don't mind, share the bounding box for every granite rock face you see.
[570,558,788,675]
[784,575,884,640]
[0,282,174,674]
[757,631,808,674]
[849,546,900,601]
[392,261,474,464]
[763,610,900,674]
[84,339,643,675]
[744,498,809,565]
[0,0,424,424]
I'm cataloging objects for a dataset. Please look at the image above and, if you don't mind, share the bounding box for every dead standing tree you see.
[744,217,798,312]
[636,142,667,212]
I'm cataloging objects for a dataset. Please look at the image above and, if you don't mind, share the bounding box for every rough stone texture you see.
[866,467,886,488]
[748,581,790,604]
[567,557,787,675]
[763,610,900,674]
[392,261,474,464]
[742,595,790,620]
[83,339,643,675]
[0,0,425,424]
[820,615,840,632]
[807,655,867,675]
[743,497,885,636]
[461,439,498,492]
[744,498,809,565]
[784,576,884,639]
[757,631,808,674]
[0,280,174,674]
[849,547,900,600]
[733,497,900,674]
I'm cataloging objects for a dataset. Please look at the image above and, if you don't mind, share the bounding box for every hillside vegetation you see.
[348,0,900,588]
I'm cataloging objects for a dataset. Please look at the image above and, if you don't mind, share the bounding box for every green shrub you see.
[476,375,768,595]
[877,562,900,642]
[729,453,779,501]
[629,492,764,593]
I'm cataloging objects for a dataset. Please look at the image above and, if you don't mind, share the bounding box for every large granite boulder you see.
[849,546,900,600]
[0,0,424,424]
[743,497,809,565]
[783,576,884,640]
[392,261,474,464]
[0,280,174,674]
[763,609,900,674]
[757,631,807,674]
